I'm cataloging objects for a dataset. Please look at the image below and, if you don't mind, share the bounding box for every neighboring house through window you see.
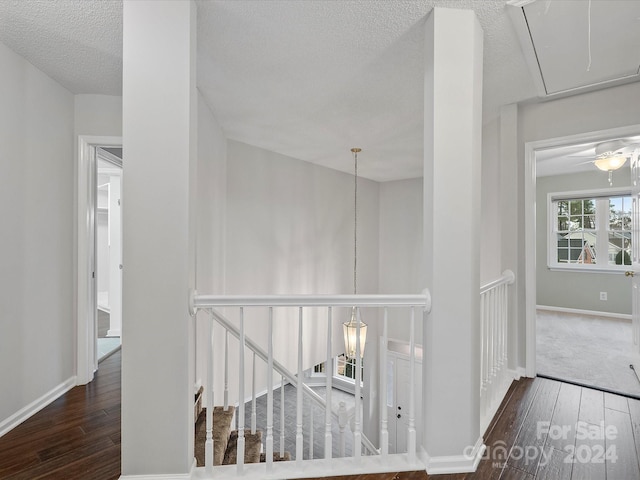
[549,188,632,271]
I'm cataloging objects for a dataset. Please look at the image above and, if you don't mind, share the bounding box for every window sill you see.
[548,265,631,274]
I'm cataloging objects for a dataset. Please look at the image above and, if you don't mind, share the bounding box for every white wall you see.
[194,92,227,399]
[378,178,424,342]
[74,94,123,138]
[0,41,75,429]
[481,117,502,284]
[224,140,379,403]
[536,170,632,315]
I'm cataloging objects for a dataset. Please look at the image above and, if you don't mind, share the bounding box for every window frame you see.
[547,187,632,273]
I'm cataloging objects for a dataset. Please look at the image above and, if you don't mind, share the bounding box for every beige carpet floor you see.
[536,309,640,396]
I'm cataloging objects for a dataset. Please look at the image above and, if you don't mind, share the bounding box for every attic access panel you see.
[516,0,640,96]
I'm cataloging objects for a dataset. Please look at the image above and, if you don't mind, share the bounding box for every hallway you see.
[0,351,121,479]
[2,350,640,479]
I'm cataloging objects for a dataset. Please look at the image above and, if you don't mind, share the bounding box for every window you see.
[549,189,632,271]
[311,355,364,386]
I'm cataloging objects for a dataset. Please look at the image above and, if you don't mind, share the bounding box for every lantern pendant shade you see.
[343,306,367,358]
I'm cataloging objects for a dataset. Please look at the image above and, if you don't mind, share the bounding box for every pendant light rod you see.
[351,148,361,295]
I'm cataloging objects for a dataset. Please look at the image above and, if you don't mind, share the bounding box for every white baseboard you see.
[508,367,527,380]
[106,329,121,337]
[420,436,485,474]
[0,376,77,438]
[119,474,192,480]
[120,460,195,480]
[536,305,631,321]
[191,453,425,479]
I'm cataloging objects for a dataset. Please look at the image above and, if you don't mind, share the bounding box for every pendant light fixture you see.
[343,148,367,359]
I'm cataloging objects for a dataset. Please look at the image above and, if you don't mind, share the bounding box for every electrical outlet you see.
[600,292,608,301]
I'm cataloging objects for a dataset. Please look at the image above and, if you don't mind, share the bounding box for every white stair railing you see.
[191,290,431,476]
[479,270,515,433]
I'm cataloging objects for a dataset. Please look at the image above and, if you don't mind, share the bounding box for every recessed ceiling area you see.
[518,0,640,96]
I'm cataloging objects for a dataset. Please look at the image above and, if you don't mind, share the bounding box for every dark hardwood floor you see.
[0,351,121,480]
[303,376,640,480]
[2,352,640,480]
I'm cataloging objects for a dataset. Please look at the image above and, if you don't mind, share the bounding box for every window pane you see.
[585,215,595,229]
[570,216,581,230]
[609,232,631,265]
[583,200,595,215]
[558,217,569,231]
[558,201,568,216]
[557,247,568,263]
[570,201,583,215]
[610,196,632,231]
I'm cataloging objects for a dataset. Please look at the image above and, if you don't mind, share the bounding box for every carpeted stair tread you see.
[194,406,236,467]
[222,430,263,465]
[260,451,291,462]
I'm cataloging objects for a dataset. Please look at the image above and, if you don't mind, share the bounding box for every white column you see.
[121,0,197,475]
[422,7,484,472]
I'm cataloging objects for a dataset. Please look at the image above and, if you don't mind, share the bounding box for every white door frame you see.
[76,135,122,385]
[524,124,640,377]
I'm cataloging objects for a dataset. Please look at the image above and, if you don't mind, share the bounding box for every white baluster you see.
[205,311,214,473]
[488,290,495,403]
[354,307,361,462]
[280,374,285,457]
[338,401,347,457]
[251,351,257,434]
[296,307,304,464]
[501,284,509,389]
[496,286,504,394]
[480,293,486,421]
[380,307,388,457]
[324,307,333,461]
[491,288,500,408]
[237,307,245,474]
[407,307,416,464]
[266,308,274,472]
[309,403,314,459]
[224,330,229,410]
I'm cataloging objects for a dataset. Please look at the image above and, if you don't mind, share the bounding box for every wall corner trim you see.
[0,376,77,438]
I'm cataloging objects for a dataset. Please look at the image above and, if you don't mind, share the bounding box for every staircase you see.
[190,293,431,476]
[194,393,291,467]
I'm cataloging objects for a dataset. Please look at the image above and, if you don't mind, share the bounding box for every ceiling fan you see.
[570,140,637,185]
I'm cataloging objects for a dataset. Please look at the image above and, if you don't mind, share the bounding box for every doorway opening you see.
[96,147,122,362]
[525,126,640,397]
[76,135,122,385]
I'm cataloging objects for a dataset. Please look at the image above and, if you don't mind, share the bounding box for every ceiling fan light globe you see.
[594,155,627,172]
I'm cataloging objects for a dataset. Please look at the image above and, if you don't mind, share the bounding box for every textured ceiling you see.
[0,1,636,181]
[196,0,537,181]
[0,0,123,95]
